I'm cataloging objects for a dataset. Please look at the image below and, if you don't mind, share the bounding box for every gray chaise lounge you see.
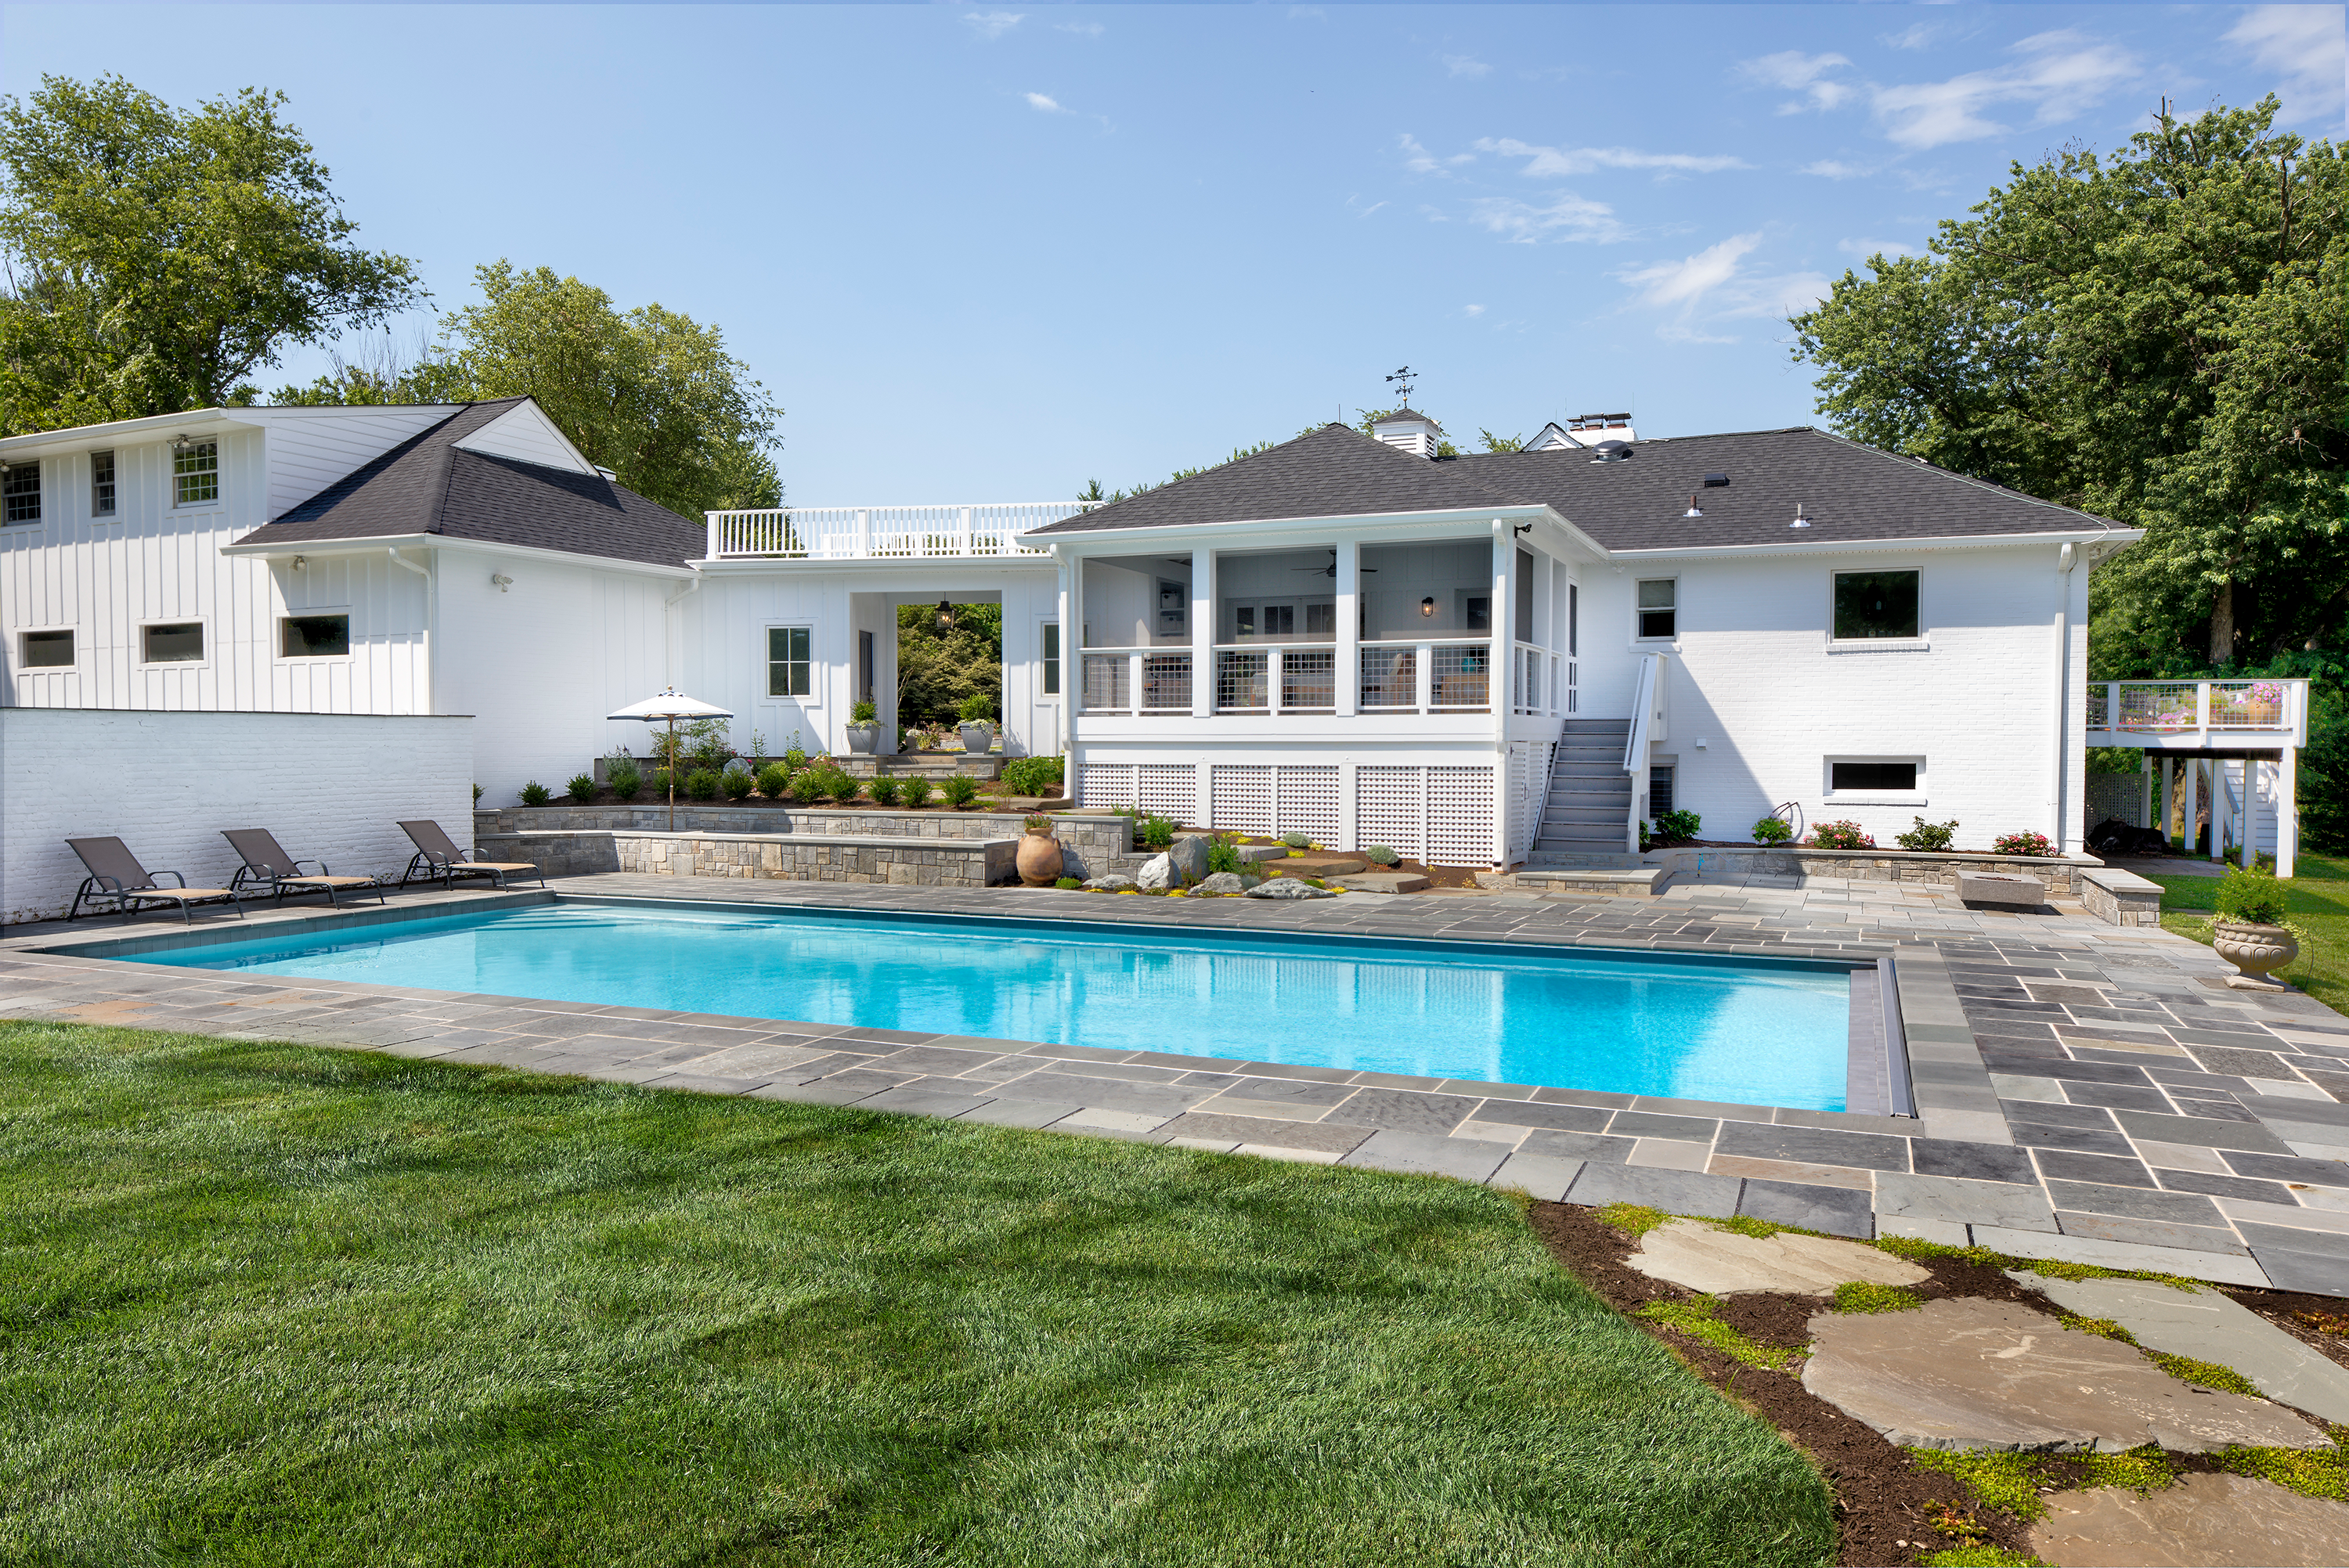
[222,828,387,908]
[397,820,544,890]
[66,837,247,925]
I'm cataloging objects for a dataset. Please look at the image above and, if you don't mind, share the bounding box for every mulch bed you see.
[1525,1201,2349,1566]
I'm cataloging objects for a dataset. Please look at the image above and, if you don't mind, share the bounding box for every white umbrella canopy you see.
[606,688,737,830]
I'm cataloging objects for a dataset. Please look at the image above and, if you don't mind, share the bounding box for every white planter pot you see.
[845,724,879,756]
[958,722,994,754]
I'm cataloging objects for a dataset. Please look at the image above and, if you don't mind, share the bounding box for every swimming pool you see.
[132,902,1859,1110]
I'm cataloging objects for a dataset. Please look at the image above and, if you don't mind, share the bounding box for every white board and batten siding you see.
[257,405,460,517]
[0,708,474,925]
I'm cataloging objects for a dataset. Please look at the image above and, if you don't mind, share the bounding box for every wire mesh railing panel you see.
[1216,651,1268,711]
[1359,647,1416,708]
[1281,651,1336,711]
[1082,654,1131,712]
[1142,654,1193,710]
[2117,683,2201,730]
[1431,643,1490,709]
[2212,681,2287,728]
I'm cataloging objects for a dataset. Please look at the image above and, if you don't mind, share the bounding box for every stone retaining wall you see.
[1658,845,2097,896]
[477,806,1138,878]
[476,829,1018,889]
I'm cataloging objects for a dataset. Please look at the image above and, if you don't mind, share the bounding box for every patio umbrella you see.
[607,689,735,832]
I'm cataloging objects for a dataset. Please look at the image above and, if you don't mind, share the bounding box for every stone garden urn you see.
[1016,821,1064,886]
[844,723,879,755]
[958,720,994,755]
[2214,919,2299,990]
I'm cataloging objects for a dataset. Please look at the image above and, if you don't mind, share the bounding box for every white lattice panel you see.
[1137,763,1198,824]
[1275,765,1341,844]
[1355,766,1424,862]
[1211,765,1275,837]
[1427,766,1498,865]
[1081,762,1137,810]
[1506,741,1553,859]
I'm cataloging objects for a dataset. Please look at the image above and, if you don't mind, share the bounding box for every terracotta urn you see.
[1016,824,1064,887]
[2214,919,2298,990]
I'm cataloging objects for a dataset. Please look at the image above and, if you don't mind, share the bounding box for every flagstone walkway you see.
[2,867,2344,1295]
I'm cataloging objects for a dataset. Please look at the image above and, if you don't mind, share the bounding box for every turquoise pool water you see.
[137,903,1854,1109]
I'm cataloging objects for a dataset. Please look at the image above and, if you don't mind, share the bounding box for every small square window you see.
[280,615,350,658]
[1831,761,1918,791]
[1636,578,1676,640]
[1041,622,1061,697]
[20,629,72,668]
[91,450,115,517]
[1305,600,1334,637]
[143,622,204,663]
[1834,570,1919,640]
[1464,596,1490,633]
[174,439,218,507]
[3,462,39,524]
[767,625,810,697]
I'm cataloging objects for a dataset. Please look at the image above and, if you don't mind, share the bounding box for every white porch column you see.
[2280,745,2300,878]
[2140,750,2152,829]
[1492,521,1515,865]
[1190,547,1213,719]
[2210,758,2227,863]
[1335,539,1359,719]
[2161,756,2176,845]
[2242,759,2260,870]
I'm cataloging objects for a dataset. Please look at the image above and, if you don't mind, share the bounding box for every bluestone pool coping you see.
[3,870,2344,1296]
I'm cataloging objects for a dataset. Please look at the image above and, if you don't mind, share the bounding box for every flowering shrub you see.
[1752,816,1794,845]
[1808,820,1875,849]
[1991,831,2055,857]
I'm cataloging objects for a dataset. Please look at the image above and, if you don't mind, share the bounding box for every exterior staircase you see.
[1526,717,1640,868]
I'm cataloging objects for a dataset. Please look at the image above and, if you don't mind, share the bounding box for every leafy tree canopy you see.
[0,74,424,432]
[897,602,1002,728]
[1790,97,2344,671]
[278,261,781,517]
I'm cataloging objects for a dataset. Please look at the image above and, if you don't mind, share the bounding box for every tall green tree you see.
[1790,98,2345,670]
[278,261,781,517]
[0,75,422,432]
[897,602,1002,728]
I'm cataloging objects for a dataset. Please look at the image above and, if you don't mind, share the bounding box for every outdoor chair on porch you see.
[222,828,387,908]
[64,838,247,925]
[397,820,544,891]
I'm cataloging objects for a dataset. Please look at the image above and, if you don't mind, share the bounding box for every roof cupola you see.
[1369,407,1445,459]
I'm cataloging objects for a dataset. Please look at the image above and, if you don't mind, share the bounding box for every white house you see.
[1,397,2309,871]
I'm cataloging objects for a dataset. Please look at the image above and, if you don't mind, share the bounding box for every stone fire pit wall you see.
[474,807,1142,881]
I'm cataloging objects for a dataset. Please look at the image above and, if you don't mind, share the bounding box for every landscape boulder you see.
[1168,833,1211,885]
[1195,871,1248,896]
[1246,878,1334,899]
[1136,853,1176,891]
[1084,874,1138,892]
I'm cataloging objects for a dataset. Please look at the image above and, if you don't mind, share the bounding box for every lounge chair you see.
[397,820,544,890]
[221,828,387,908]
[65,837,247,925]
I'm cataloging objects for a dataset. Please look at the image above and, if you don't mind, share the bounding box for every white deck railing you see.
[703,502,1092,561]
[2084,679,2310,747]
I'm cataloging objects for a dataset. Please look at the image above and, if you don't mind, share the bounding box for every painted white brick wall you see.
[1,709,474,925]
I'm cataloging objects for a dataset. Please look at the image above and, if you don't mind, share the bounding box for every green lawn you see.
[0,1021,1831,1567]
[2148,850,2349,1018]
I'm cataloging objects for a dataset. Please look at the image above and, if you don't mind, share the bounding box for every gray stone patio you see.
[3,867,2344,1294]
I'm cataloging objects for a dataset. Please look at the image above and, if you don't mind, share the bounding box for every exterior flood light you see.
[491,573,514,593]
[1420,596,1436,617]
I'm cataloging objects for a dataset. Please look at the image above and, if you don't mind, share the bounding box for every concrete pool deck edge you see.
[1,872,2342,1296]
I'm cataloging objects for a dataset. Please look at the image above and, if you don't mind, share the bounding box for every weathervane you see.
[1385,366,1415,406]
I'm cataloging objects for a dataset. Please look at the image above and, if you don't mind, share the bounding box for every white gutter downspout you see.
[2053,541,2077,852]
[387,547,434,714]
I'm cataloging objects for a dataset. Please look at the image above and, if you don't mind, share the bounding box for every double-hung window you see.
[3,462,39,524]
[173,439,218,507]
[767,626,811,697]
[1636,579,1676,640]
[91,450,116,517]
[1041,622,1061,697]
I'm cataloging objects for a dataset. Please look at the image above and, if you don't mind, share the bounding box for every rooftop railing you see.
[704,502,1092,561]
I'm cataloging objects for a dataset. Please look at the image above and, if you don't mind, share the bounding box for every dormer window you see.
[172,438,218,507]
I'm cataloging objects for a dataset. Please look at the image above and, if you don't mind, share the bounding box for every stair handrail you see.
[1622,653,1663,852]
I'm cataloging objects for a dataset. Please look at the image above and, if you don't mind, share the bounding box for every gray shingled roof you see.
[1028,424,2126,548]
[234,398,705,569]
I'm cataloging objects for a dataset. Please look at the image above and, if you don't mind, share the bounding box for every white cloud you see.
[1871,30,2138,149]
[1024,92,1066,113]
[1055,20,1104,36]
[2225,5,2346,124]
[1799,159,1873,179]
[1398,132,1475,176]
[1880,22,1940,51]
[1468,192,1626,244]
[1463,303,1485,316]
[1838,236,1920,259]
[1474,136,1748,177]
[1615,233,1830,341]
[1354,200,1388,219]
[962,10,1023,39]
[1442,54,1492,78]
[1737,50,1856,114]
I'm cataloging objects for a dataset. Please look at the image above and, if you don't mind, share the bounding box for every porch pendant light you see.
[935,599,956,633]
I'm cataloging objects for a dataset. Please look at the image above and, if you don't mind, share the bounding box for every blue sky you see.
[4,4,2342,506]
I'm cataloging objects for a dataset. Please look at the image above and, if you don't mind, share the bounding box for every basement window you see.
[20,629,72,668]
[143,622,205,664]
[1831,761,1918,792]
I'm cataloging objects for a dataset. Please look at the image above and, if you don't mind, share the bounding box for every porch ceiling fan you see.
[1292,550,1374,577]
